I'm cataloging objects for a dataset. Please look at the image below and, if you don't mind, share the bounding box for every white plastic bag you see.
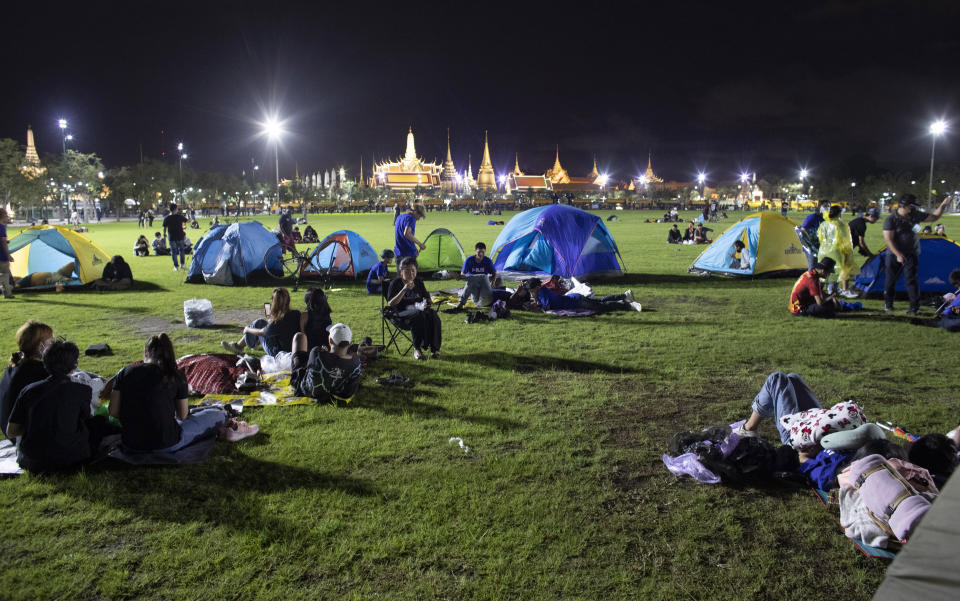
[69,369,106,416]
[184,298,214,328]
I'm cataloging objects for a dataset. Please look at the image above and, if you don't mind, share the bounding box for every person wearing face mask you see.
[0,321,54,437]
[882,193,950,315]
[386,258,442,360]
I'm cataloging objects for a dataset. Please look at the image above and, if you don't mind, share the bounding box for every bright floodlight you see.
[177,142,184,151]
[182,153,188,159]
[930,120,947,136]
[498,174,506,184]
[599,173,609,185]
[263,117,283,140]
[65,135,73,141]
[58,119,67,129]
[696,172,705,184]
[638,175,648,185]
[799,168,809,180]
[740,172,750,183]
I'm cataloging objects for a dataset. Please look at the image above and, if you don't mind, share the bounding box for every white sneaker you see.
[173,266,180,271]
[624,289,635,303]
[221,341,243,354]
[733,425,758,438]
[840,289,859,298]
[629,301,643,312]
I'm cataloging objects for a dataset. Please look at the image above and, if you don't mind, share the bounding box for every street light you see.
[58,119,69,153]
[928,119,948,207]
[177,142,187,203]
[261,116,285,206]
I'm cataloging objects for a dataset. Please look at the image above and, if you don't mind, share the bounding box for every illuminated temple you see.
[547,147,604,192]
[506,153,551,195]
[375,128,442,190]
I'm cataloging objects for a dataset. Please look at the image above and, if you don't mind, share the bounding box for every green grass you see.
[1,210,957,600]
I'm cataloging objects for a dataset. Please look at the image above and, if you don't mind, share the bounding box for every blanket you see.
[192,371,314,407]
[812,488,898,559]
[0,439,23,475]
[544,309,596,317]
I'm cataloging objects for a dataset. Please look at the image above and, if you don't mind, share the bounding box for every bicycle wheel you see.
[263,243,301,279]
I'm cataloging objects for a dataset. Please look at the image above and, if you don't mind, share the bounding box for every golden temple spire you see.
[24,125,40,167]
[480,131,493,169]
[477,131,496,190]
[446,128,453,162]
[513,153,523,176]
[441,128,458,193]
[553,144,562,171]
[589,155,599,178]
[404,127,417,163]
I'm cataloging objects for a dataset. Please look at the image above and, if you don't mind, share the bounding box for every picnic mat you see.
[191,371,315,407]
[0,439,23,475]
[812,488,898,559]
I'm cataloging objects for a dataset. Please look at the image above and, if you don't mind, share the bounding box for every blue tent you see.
[690,212,807,276]
[491,204,624,278]
[303,230,378,278]
[185,221,282,285]
[854,235,960,294]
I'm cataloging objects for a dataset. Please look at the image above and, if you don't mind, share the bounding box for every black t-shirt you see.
[848,217,867,247]
[387,278,430,312]
[667,228,682,242]
[103,261,133,281]
[298,348,363,400]
[262,310,302,355]
[8,376,92,472]
[162,213,188,241]
[278,213,294,236]
[883,210,928,255]
[304,311,333,351]
[114,363,188,451]
[0,359,48,436]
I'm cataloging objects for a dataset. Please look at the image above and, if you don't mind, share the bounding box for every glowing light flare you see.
[599,173,609,185]
[930,119,947,136]
[739,172,750,183]
[262,116,285,141]
[696,172,706,185]
[58,119,67,129]
[799,168,809,180]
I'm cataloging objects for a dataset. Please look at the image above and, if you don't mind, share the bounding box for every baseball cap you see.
[327,323,352,345]
[815,257,836,274]
[899,193,920,207]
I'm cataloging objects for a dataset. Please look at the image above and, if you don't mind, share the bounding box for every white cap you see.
[327,323,352,345]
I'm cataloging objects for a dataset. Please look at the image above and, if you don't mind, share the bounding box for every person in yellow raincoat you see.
[817,205,859,297]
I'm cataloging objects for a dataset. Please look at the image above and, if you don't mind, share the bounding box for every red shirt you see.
[789,270,822,314]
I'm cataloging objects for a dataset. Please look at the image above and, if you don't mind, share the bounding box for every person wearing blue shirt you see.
[393,204,426,261]
[796,201,830,271]
[938,270,960,331]
[526,278,641,313]
[366,249,395,295]
[0,208,13,299]
[455,242,496,309]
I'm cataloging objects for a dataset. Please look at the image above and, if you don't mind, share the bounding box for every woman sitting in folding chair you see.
[386,258,442,360]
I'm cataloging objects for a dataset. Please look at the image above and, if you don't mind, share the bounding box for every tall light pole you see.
[696,172,706,201]
[58,119,68,153]
[177,142,187,203]
[928,119,947,208]
[262,117,283,207]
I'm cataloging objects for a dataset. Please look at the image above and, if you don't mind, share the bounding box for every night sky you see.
[3,1,959,183]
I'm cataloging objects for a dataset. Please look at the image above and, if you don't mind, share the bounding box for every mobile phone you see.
[264,303,271,316]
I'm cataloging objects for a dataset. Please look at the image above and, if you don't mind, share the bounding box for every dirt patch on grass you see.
[117,308,260,338]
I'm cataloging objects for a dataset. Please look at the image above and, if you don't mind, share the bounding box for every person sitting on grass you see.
[366,249,395,296]
[386,257,442,360]
[526,278,642,313]
[667,224,683,244]
[302,225,319,243]
[190,219,200,229]
[0,321,53,437]
[292,226,303,243]
[289,323,363,404]
[683,221,696,242]
[301,288,333,350]
[93,255,133,291]
[134,235,150,257]
[938,269,960,331]
[6,340,115,473]
[152,232,169,255]
[693,223,713,244]
[788,257,861,317]
[454,242,496,310]
[110,333,257,453]
[221,287,301,357]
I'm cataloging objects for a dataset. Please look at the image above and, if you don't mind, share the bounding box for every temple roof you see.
[545,145,570,184]
[642,152,663,184]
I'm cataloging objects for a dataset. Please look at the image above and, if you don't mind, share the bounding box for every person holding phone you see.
[386,258,441,360]
[221,288,301,356]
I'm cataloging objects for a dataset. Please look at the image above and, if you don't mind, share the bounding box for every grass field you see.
[1,209,957,600]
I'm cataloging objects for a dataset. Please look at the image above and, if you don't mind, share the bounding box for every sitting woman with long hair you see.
[110,333,257,452]
[0,321,54,437]
[301,288,333,350]
[221,287,301,357]
[386,257,442,360]
[133,235,150,257]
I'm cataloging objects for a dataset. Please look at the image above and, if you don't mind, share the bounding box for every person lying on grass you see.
[289,323,363,404]
[386,257,442,360]
[788,257,861,317]
[1,321,54,437]
[7,340,115,473]
[525,278,642,313]
[110,333,257,452]
[221,287,301,357]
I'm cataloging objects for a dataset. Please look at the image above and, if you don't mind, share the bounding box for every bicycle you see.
[263,241,312,290]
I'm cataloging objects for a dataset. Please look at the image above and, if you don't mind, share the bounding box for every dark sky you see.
[3,0,959,183]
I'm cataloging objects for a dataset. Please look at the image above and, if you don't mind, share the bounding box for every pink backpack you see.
[847,454,932,542]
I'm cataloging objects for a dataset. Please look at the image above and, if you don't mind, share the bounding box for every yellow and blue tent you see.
[690,212,808,276]
[8,225,110,289]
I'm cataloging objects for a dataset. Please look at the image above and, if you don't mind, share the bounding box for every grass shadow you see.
[25,298,151,313]
[614,272,798,288]
[452,352,643,374]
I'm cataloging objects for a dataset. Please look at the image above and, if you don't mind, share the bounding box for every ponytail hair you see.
[144,333,178,384]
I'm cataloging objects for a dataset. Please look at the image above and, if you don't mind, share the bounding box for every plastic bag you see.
[69,370,106,416]
[260,351,293,374]
[662,453,721,484]
[184,298,214,328]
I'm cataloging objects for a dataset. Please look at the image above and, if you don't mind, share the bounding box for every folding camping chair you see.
[380,291,414,357]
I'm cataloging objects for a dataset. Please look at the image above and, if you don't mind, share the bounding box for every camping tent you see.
[418,228,466,271]
[490,204,624,279]
[185,221,282,285]
[854,235,960,294]
[303,230,379,278]
[8,225,110,289]
[690,212,808,276]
